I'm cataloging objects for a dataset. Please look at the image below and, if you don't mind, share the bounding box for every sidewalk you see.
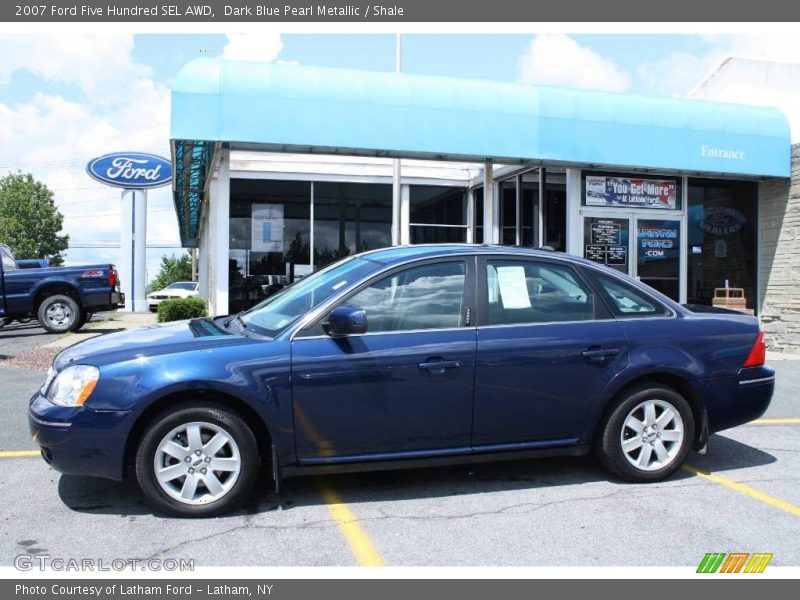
[5,311,157,371]
[41,311,157,350]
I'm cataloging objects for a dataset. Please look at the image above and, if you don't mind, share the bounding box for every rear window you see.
[587,271,670,318]
[0,246,16,271]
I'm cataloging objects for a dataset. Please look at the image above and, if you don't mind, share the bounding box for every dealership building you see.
[169,57,800,352]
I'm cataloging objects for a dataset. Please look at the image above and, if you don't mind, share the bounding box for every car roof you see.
[358,244,598,268]
[356,244,684,314]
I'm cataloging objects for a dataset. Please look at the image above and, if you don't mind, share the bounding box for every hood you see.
[54,318,256,369]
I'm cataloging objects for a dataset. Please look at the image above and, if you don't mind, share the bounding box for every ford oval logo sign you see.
[86,152,172,189]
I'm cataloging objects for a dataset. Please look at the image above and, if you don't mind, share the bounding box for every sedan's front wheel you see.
[596,385,695,482]
[135,403,259,517]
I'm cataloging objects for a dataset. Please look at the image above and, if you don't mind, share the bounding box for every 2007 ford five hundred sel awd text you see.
[28,245,774,516]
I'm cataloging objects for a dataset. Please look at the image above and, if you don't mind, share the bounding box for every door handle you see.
[581,347,620,363]
[418,360,462,375]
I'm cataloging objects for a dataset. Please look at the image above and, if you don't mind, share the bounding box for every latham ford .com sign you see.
[86,152,172,189]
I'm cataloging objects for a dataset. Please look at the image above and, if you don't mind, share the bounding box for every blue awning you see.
[170,57,791,245]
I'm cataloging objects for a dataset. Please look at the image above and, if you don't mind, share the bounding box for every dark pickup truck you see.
[0,244,124,333]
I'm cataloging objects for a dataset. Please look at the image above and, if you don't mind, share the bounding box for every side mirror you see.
[324,306,367,337]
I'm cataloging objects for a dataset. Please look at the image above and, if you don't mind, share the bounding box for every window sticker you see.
[496,266,531,309]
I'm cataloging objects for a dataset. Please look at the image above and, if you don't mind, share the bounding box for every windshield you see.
[240,256,380,337]
[167,282,198,291]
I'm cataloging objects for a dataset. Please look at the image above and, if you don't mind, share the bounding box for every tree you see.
[0,172,69,265]
[150,253,193,291]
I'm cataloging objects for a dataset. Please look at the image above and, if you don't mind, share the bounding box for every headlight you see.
[46,365,100,407]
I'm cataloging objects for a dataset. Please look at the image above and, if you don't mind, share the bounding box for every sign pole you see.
[86,152,170,313]
[119,188,148,312]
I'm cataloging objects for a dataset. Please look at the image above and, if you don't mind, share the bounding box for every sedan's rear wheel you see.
[135,403,258,517]
[596,385,694,482]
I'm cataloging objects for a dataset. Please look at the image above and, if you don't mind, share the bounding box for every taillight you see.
[109,267,117,288]
[743,331,766,368]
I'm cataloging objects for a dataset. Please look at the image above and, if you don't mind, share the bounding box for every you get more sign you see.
[86,152,172,189]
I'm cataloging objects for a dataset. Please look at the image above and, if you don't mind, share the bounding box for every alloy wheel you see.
[153,421,241,505]
[620,399,684,472]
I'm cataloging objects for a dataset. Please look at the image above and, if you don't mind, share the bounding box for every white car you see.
[147,281,199,312]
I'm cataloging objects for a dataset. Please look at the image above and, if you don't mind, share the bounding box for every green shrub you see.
[157,297,207,323]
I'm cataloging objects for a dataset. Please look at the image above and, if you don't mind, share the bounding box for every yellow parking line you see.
[0,450,40,458]
[682,465,800,517]
[318,482,385,567]
[750,418,800,425]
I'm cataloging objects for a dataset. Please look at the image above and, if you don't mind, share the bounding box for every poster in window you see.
[590,220,621,245]
[586,176,677,209]
[251,204,284,252]
[637,221,680,262]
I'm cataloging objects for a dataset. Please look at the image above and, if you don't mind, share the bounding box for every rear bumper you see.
[83,291,124,312]
[28,393,134,481]
[703,366,774,433]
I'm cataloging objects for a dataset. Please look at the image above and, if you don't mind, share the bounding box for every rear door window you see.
[484,259,595,325]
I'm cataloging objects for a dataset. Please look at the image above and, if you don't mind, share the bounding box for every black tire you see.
[0,317,11,329]
[595,384,695,482]
[37,294,81,334]
[135,402,259,517]
[75,311,93,329]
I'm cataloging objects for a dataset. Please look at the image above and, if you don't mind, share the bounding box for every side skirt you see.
[280,444,591,479]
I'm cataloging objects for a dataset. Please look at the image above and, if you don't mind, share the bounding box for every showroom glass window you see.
[497,169,567,249]
[687,179,757,312]
[409,185,468,243]
[229,179,311,313]
[229,179,394,313]
[313,182,392,267]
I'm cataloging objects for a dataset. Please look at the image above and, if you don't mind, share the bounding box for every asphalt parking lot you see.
[0,345,798,567]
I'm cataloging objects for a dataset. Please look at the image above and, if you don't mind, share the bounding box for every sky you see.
[2,32,800,281]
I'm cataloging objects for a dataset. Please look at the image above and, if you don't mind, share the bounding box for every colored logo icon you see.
[697,552,773,573]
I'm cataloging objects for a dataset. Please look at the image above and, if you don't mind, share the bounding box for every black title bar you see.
[4,0,800,22]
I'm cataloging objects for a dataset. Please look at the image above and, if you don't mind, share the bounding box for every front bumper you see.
[29,393,135,481]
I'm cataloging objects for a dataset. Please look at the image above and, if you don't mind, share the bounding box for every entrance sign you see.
[586,176,677,210]
[251,204,284,252]
[86,152,172,189]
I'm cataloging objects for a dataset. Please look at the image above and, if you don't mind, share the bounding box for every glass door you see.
[582,214,632,275]
[635,217,681,301]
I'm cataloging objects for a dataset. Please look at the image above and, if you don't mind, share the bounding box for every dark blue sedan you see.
[29,245,774,516]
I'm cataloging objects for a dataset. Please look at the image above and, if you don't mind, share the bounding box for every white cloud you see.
[222,33,283,62]
[637,51,715,97]
[636,34,800,97]
[0,35,153,106]
[518,34,630,92]
[0,34,179,283]
[629,34,800,141]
